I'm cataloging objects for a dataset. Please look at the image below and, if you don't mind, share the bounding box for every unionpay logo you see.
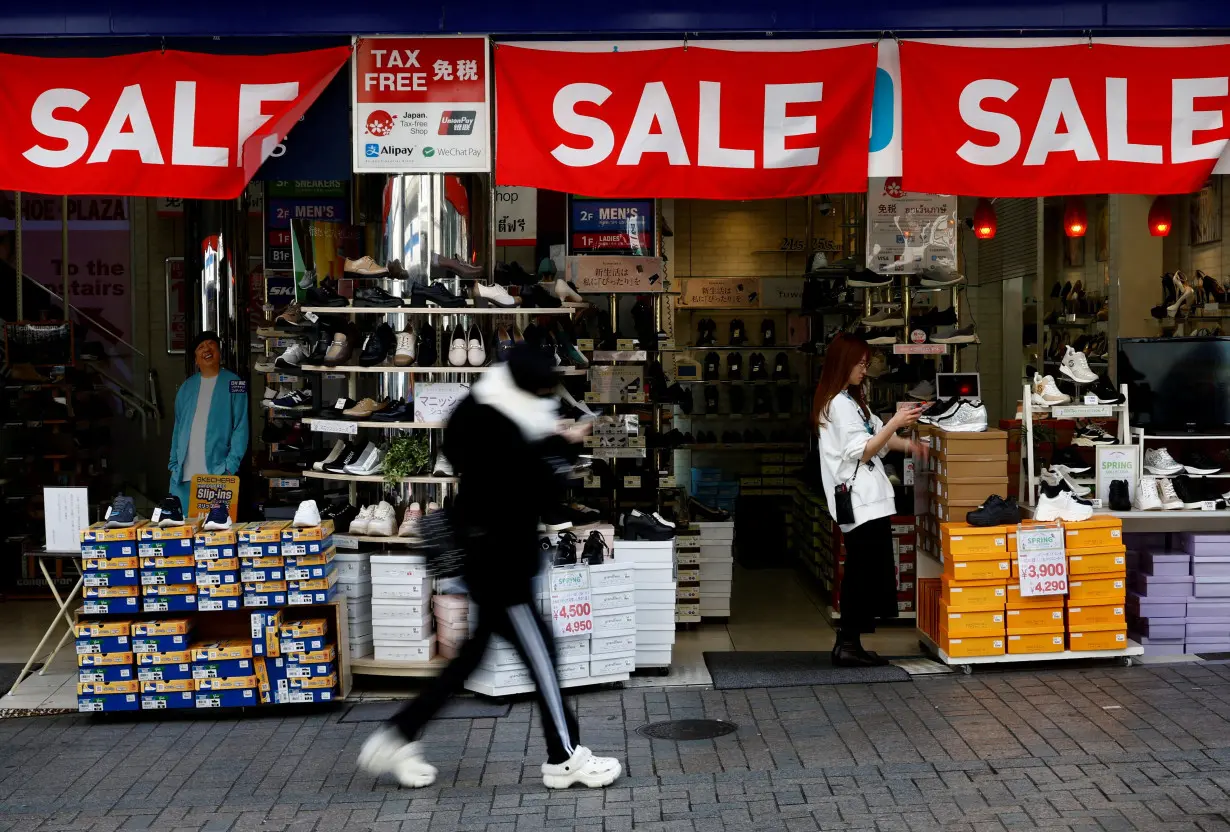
[365,143,380,158]
[422,147,436,158]
[366,110,395,136]
[438,110,477,135]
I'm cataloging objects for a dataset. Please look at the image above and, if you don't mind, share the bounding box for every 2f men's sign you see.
[901,40,1230,196]
[0,47,349,198]
[495,42,877,199]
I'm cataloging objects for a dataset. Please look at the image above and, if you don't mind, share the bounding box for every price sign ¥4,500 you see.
[1016,525,1068,597]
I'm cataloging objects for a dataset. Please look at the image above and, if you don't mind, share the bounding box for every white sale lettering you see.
[364,49,426,93]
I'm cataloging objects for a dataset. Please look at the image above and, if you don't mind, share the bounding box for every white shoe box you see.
[370,554,428,578]
[351,638,374,659]
[636,566,675,587]
[636,586,676,605]
[334,552,372,581]
[467,665,534,695]
[676,585,700,600]
[371,579,430,600]
[676,604,701,623]
[700,579,731,596]
[590,654,635,677]
[700,545,733,561]
[590,563,636,589]
[374,636,435,662]
[557,635,590,662]
[638,627,676,647]
[591,586,636,611]
[676,564,700,583]
[373,620,433,642]
[636,607,675,627]
[696,521,735,541]
[338,580,372,599]
[435,618,468,647]
[699,560,733,581]
[700,601,731,616]
[615,540,675,565]
[432,594,468,623]
[591,633,636,656]
[371,600,432,622]
[636,649,672,666]
[557,659,590,681]
[592,608,636,637]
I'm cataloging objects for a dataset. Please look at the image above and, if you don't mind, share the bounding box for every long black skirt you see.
[838,515,900,634]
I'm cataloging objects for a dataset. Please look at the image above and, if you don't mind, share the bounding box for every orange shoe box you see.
[945,558,1012,582]
[1007,584,1069,609]
[1068,548,1127,576]
[940,523,1009,557]
[938,600,1005,637]
[1068,629,1129,651]
[1066,603,1127,631]
[1068,573,1127,604]
[940,577,1007,611]
[1063,516,1123,551]
[1005,606,1064,634]
[1007,632,1065,654]
[938,629,1005,658]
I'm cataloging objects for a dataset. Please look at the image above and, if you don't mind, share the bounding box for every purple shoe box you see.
[1141,550,1191,577]
[1193,578,1230,598]
[1181,533,1230,557]
[1186,639,1230,654]
[1128,616,1186,640]
[1129,592,1187,619]
[1187,620,1230,639]
[1131,573,1195,597]
[1192,557,1230,578]
[1189,600,1230,617]
[1134,637,1187,656]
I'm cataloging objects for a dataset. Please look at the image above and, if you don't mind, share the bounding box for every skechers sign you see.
[352,36,491,172]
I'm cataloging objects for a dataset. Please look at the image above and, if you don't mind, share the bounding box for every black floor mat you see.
[1198,653,1230,661]
[703,651,910,690]
[339,699,510,722]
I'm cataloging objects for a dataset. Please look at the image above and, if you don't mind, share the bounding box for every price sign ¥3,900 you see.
[1016,525,1068,597]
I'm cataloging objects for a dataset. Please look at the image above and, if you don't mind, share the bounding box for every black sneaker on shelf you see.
[1183,451,1222,475]
[370,399,413,422]
[730,319,747,346]
[1172,475,1203,509]
[583,530,608,565]
[359,323,396,366]
[412,281,468,308]
[353,286,402,308]
[965,495,1021,527]
[703,352,720,381]
[667,383,693,414]
[726,352,743,380]
[761,318,776,346]
[704,385,720,413]
[772,352,790,381]
[1052,446,1092,473]
[305,280,350,307]
[1089,376,1125,404]
[749,352,768,381]
[323,442,363,474]
[554,531,579,566]
[1109,480,1131,511]
[621,509,676,541]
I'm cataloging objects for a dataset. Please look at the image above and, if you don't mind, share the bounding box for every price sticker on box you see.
[623,475,642,489]
[550,588,594,637]
[1016,524,1068,597]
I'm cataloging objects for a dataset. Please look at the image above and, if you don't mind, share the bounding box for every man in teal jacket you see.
[168,331,249,512]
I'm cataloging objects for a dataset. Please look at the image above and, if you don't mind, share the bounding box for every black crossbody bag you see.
[834,463,860,525]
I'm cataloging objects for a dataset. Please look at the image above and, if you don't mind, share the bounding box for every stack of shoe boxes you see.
[239,521,290,608]
[937,522,1009,658]
[133,619,195,709]
[279,618,338,702]
[81,521,142,616]
[283,520,338,605]
[194,526,241,612]
[674,531,701,619]
[191,639,264,707]
[371,554,435,661]
[1128,548,1188,655]
[1004,523,1066,655]
[924,428,1009,528]
[696,521,734,619]
[1182,533,1230,654]
[541,565,596,688]
[588,561,637,679]
[432,595,468,660]
[335,551,373,659]
[1064,517,1129,652]
[616,538,675,668]
[76,620,138,712]
[139,524,198,614]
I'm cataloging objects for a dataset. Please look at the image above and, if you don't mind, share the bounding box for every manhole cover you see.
[637,719,738,740]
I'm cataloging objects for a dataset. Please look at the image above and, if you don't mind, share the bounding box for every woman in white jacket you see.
[813,334,927,667]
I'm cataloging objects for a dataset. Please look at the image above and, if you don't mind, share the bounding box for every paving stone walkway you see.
[5,664,1230,830]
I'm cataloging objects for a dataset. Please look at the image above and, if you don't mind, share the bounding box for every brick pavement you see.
[5,664,1230,830]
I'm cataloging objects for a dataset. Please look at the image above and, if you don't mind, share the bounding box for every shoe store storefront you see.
[6,9,1230,710]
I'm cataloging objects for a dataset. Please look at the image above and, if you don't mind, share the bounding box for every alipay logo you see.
[365,143,380,158]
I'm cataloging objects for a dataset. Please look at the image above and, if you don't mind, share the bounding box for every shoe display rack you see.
[1149,270,1230,337]
[1042,279,1110,389]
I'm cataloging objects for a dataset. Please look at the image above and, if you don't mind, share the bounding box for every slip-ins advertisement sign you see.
[494,41,877,200]
[351,36,491,173]
[0,47,349,198]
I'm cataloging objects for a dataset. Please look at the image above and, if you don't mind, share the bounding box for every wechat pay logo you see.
[422,147,436,158]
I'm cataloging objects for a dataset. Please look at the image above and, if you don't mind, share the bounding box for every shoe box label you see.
[240,567,284,583]
[139,555,195,569]
[142,596,198,614]
[82,542,138,559]
[195,528,238,547]
[198,598,242,612]
[140,678,194,693]
[78,665,134,684]
[285,660,335,680]
[285,645,336,664]
[138,525,196,542]
[288,588,339,606]
[288,672,336,690]
[141,692,196,710]
[284,549,336,568]
[195,571,240,587]
[192,659,255,679]
[195,543,238,561]
[590,655,636,678]
[276,688,334,704]
[137,663,193,682]
[591,589,636,611]
[140,568,196,586]
[279,635,329,654]
[136,650,192,666]
[285,562,336,581]
[191,640,253,662]
[74,620,132,639]
[589,565,635,589]
[77,651,134,667]
[82,522,145,543]
[194,675,259,691]
[84,557,139,571]
[238,542,282,558]
[243,591,287,607]
[280,521,335,543]
[240,556,284,569]
[138,538,194,556]
[75,636,131,654]
[78,693,140,712]
[132,634,191,654]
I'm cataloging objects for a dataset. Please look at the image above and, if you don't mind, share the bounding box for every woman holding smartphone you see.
[812,333,927,667]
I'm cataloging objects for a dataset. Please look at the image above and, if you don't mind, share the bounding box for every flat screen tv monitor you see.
[1118,336,1230,433]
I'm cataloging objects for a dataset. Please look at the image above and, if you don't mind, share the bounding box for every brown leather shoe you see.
[343,398,379,418]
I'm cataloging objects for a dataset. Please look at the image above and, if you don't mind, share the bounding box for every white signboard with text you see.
[866,177,957,274]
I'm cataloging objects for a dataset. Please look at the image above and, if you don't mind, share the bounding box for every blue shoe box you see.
[78,693,140,712]
[140,568,196,586]
[83,569,140,587]
[80,542,138,559]
[82,596,141,615]
[287,588,337,606]
[250,611,283,657]
[240,541,282,558]
[131,633,191,654]
[285,659,336,680]
[192,658,256,679]
[198,596,242,612]
[276,687,336,704]
[194,543,238,561]
[137,538,194,557]
[240,567,284,583]
[279,635,329,654]
[75,635,131,654]
[244,591,287,608]
[141,691,195,709]
[195,688,262,708]
[195,570,240,587]
[78,664,135,684]
[281,537,333,557]
[137,662,193,682]
[141,593,197,613]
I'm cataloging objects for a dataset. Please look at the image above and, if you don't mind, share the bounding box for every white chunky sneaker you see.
[292,500,321,528]
[349,504,374,535]
[1035,489,1093,522]
[367,501,397,537]
[1133,476,1163,511]
[357,727,437,788]
[1032,373,1069,406]
[541,746,622,789]
[1145,448,1184,476]
[932,400,988,433]
[1060,345,1098,384]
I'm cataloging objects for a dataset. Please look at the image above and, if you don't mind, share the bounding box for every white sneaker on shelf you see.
[433,453,455,477]
[255,358,277,373]
[292,500,321,528]
[908,380,935,401]
[349,505,374,535]
[1157,477,1185,510]
[1073,424,1116,446]
[367,501,397,537]
[933,400,988,432]
[1032,373,1070,406]
[426,501,440,514]
[1059,345,1098,384]
[275,342,310,370]
[1035,490,1094,522]
[345,444,385,476]
[398,502,423,537]
[1133,477,1163,511]
[357,727,437,788]
[1145,448,1185,476]
[541,746,622,790]
[1041,466,1091,497]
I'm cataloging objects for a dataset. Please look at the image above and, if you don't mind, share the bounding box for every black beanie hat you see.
[507,343,556,395]
[192,331,221,353]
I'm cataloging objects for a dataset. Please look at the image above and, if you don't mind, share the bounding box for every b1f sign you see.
[352,36,491,173]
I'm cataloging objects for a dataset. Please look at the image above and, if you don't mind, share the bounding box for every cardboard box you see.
[138,538,195,557]
[940,577,1007,610]
[244,581,288,595]
[288,571,339,593]
[288,588,338,605]
[139,554,195,569]
[237,521,289,545]
[1007,632,1065,654]
[195,675,259,691]
[937,630,1006,658]
[240,556,284,569]
[195,571,240,587]
[283,550,336,568]
[1068,574,1128,604]
[1063,516,1123,551]
[276,688,336,704]
[195,528,238,547]
[195,543,238,561]
[280,618,329,639]
[1006,584,1068,609]
[250,611,283,657]
[141,583,196,596]
[1067,550,1127,575]
[81,542,139,560]
[77,651,133,667]
[78,693,140,712]
[83,569,140,587]
[85,585,140,598]
[192,658,256,679]
[140,568,196,586]
[285,645,337,664]
[81,522,145,543]
[279,635,329,654]
[933,454,1008,480]
[136,662,193,682]
[940,523,1010,557]
[77,679,139,695]
[191,640,253,662]
[198,596,242,612]
[285,659,336,679]
[195,688,263,708]
[131,634,192,654]
[285,562,337,582]
[1005,606,1065,634]
[75,635,131,654]
[938,600,1005,637]
[244,591,288,608]
[240,567,285,583]
[139,523,196,541]
[74,620,131,639]
[198,583,242,597]
[142,593,198,614]
[1066,603,1127,631]
[78,665,135,683]
[934,475,1010,504]
[140,679,194,693]
[288,672,337,690]
[198,557,240,572]
[931,428,1008,458]
[280,520,335,542]
[84,556,139,571]
[1069,629,1129,651]
[944,558,1012,582]
[135,649,191,666]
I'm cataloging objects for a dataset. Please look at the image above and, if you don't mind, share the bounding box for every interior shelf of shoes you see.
[296,365,587,375]
[302,418,445,430]
[304,471,458,484]
[299,305,585,315]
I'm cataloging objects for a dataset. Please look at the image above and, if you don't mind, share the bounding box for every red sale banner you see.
[900,40,1230,196]
[0,47,349,199]
[495,41,877,199]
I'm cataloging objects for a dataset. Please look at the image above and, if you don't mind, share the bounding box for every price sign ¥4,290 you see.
[1016,525,1068,597]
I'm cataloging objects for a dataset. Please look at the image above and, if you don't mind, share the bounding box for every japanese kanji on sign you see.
[351,36,491,173]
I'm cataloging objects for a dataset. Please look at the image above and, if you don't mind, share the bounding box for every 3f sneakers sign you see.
[352,36,492,173]
[0,47,349,198]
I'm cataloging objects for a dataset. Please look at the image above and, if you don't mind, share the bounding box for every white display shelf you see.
[336,534,416,544]
[1096,508,1230,533]
[919,633,1142,674]
[300,305,583,315]
[304,417,443,430]
[350,656,448,677]
[304,471,457,484]
[298,364,586,375]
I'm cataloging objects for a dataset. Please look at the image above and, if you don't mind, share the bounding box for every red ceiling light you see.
[972,198,997,239]
[1148,196,1172,237]
[1064,199,1088,237]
